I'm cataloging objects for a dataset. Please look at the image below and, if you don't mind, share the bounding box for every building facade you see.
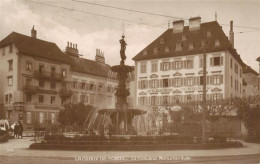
[242,64,259,97]
[133,17,243,110]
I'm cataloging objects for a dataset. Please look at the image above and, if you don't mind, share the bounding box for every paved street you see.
[0,137,260,163]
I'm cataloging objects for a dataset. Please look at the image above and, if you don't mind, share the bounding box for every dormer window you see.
[175,43,182,51]
[143,50,147,56]
[189,43,194,50]
[165,46,170,53]
[182,35,186,41]
[153,47,158,54]
[215,40,220,47]
[207,31,212,37]
[160,38,165,44]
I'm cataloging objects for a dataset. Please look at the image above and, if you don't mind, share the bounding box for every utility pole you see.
[202,30,207,143]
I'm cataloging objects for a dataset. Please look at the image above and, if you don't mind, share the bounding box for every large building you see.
[0,27,124,130]
[132,17,244,110]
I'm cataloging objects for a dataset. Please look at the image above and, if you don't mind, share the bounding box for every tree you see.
[233,96,260,142]
[58,103,94,132]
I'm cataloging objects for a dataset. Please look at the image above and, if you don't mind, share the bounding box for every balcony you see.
[59,89,73,99]
[34,70,65,81]
[22,84,39,94]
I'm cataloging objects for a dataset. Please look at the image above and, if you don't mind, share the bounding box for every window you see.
[80,94,86,103]
[230,59,233,69]
[165,46,170,53]
[163,79,169,87]
[51,67,56,77]
[213,75,220,85]
[151,96,156,105]
[50,96,55,104]
[189,43,194,50]
[81,82,86,89]
[50,81,56,89]
[162,96,168,104]
[176,43,182,51]
[8,60,13,71]
[162,62,170,71]
[9,94,12,103]
[39,65,44,74]
[73,81,78,89]
[73,93,78,102]
[140,80,147,89]
[140,63,146,73]
[89,83,94,90]
[26,112,32,124]
[153,47,158,54]
[215,40,220,47]
[199,57,204,68]
[26,94,32,102]
[213,94,220,101]
[39,95,44,103]
[207,31,212,37]
[9,44,13,53]
[187,95,192,102]
[151,62,157,72]
[231,76,233,88]
[175,61,182,69]
[211,56,222,66]
[26,78,32,86]
[39,112,44,124]
[5,95,8,104]
[200,76,204,85]
[151,80,158,88]
[187,77,193,86]
[62,69,66,77]
[176,78,182,87]
[39,80,44,88]
[139,97,146,106]
[7,76,13,86]
[26,62,32,71]
[239,69,242,77]
[187,59,193,69]
[174,95,180,104]
[51,113,55,123]
[235,63,238,74]
[160,38,164,44]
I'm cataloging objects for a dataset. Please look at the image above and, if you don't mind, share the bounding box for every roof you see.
[69,56,117,79]
[132,21,243,65]
[0,32,71,64]
[243,64,258,76]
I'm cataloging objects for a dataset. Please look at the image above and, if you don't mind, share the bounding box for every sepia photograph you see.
[0,0,260,163]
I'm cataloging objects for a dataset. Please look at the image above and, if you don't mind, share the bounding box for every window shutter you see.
[138,81,141,89]
[172,61,176,70]
[48,112,51,122]
[180,61,183,69]
[44,112,47,123]
[210,75,213,85]
[184,60,187,69]
[193,77,196,86]
[159,96,163,105]
[167,96,171,104]
[210,58,213,66]
[145,80,148,89]
[180,78,183,86]
[168,62,171,70]
[191,60,194,68]
[197,76,200,85]
[147,97,151,105]
[168,78,171,87]
[148,80,151,88]
[207,76,209,85]
[156,79,159,88]
[220,75,223,84]
[220,56,223,65]
[160,63,163,71]
[156,96,159,105]
[32,111,35,124]
[159,79,163,88]
[172,78,176,87]
[184,77,187,86]
[36,111,39,124]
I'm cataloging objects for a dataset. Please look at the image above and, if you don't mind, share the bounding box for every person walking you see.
[17,121,23,139]
[14,123,19,138]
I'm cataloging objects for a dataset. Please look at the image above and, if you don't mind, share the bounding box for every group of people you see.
[13,121,23,139]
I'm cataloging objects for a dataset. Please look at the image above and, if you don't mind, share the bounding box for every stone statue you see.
[119,35,127,62]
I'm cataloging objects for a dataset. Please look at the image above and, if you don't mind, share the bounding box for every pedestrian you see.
[17,121,23,139]
[14,123,19,138]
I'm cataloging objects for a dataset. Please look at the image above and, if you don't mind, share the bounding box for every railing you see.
[22,85,39,93]
[59,89,73,98]
[34,70,65,81]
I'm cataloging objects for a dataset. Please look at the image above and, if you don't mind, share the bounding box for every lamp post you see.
[202,30,207,143]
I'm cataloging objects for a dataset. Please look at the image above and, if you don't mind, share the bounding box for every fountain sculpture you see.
[85,35,146,135]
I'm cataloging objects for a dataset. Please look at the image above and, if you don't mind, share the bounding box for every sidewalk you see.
[0,137,259,159]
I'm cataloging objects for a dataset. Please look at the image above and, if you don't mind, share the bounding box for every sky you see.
[0,0,260,72]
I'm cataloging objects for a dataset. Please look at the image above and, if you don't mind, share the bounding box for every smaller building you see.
[242,64,259,97]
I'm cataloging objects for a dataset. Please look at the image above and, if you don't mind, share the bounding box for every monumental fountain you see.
[85,35,146,135]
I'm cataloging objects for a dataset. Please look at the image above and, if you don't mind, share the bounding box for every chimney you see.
[95,49,105,63]
[229,20,234,48]
[189,16,201,31]
[65,42,79,57]
[31,25,37,38]
[172,20,184,33]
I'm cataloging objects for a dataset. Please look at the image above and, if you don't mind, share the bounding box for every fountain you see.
[85,35,146,135]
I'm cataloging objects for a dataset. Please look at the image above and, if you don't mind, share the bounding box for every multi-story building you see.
[133,17,244,110]
[242,64,259,97]
[65,45,118,109]
[0,27,72,130]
